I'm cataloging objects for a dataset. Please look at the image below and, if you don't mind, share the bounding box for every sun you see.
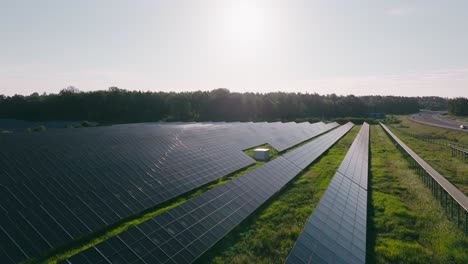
[225,2,268,43]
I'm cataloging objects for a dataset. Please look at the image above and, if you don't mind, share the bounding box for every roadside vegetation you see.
[448,97,468,116]
[368,126,468,263]
[26,125,47,133]
[444,114,468,123]
[381,115,401,124]
[65,120,95,128]
[196,126,361,264]
[395,115,468,145]
[389,116,468,195]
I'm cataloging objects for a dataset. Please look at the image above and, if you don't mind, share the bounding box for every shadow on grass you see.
[366,136,377,264]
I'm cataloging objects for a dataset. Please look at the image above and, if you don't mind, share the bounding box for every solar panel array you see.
[0,121,337,263]
[64,122,354,264]
[286,123,369,264]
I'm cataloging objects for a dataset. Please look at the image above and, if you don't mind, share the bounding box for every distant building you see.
[367,113,386,119]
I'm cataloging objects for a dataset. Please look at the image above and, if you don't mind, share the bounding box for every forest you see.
[0,87,453,123]
[448,97,468,116]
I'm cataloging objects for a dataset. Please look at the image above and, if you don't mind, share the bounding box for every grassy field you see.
[195,125,361,264]
[368,125,468,264]
[389,117,468,195]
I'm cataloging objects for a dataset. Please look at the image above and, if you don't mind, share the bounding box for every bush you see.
[26,125,47,132]
[80,121,92,127]
[382,115,401,124]
[33,125,47,132]
[332,117,377,125]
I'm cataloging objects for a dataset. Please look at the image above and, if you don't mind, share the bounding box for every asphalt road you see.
[409,111,468,132]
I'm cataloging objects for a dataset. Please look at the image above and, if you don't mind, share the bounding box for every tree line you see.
[448,98,468,116]
[0,87,450,123]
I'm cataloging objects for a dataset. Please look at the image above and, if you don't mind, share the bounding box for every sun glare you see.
[225,2,268,43]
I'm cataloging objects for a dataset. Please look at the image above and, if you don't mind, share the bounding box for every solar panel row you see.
[379,123,468,212]
[286,123,369,264]
[380,123,468,236]
[64,122,354,264]
[0,121,337,263]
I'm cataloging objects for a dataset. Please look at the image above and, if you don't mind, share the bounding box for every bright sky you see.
[1,0,468,97]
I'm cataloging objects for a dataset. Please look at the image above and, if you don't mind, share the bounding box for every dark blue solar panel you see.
[286,123,369,264]
[336,123,369,190]
[283,123,354,169]
[65,123,354,264]
[1,121,338,263]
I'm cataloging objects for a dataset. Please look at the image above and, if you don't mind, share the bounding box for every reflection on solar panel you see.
[266,122,339,152]
[0,121,337,263]
[286,123,369,264]
[64,123,354,264]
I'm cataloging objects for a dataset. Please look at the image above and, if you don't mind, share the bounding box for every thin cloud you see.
[386,7,415,17]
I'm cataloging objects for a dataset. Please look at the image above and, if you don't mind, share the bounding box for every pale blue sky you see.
[1,0,467,97]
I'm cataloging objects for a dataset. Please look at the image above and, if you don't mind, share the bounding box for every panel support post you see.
[450,198,454,220]
[457,205,460,228]
[465,211,467,236]
[445,192,449,212]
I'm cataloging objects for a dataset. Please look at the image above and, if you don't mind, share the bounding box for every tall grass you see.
[389,117,468,195]
[368,126,468,264]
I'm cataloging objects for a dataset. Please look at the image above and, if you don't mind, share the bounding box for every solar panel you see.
[286,123,369,264]
[336,124,369,190]
[0,121,337,263]
[264,122,339,152]
[64,122,354,264]
[283,123,353,169]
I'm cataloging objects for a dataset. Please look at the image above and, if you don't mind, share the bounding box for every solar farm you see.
[0,120,467,263]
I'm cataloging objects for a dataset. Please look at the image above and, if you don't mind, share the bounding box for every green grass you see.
[444,115,468,123]
[397,115,468,145]
[368,125,468,264]
[195,125,361,264]
[389,117,468,195]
